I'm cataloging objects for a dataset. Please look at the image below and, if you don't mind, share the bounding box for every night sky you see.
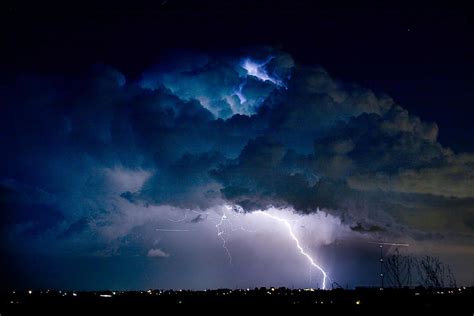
[1,1,473,290]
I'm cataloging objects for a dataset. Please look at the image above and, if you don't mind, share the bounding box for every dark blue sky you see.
[1,1,473,290]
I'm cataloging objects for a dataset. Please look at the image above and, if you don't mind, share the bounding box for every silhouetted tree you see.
[383,248,414,288]
[415,255,457,288]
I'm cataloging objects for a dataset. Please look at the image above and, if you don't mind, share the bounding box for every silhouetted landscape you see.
[2,287,473,314]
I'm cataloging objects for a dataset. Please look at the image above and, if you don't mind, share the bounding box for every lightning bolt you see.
[258,211,328,290]
[216,211,232,264]
[159,205,329,289]
[163,208,235,264]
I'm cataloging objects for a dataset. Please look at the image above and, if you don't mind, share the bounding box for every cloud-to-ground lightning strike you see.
[258,211,328,290]
[216,211,233,264]
[161,205,328,289]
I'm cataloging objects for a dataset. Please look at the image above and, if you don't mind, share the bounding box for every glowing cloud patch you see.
[241,57,284,87]
[233,81,247,105]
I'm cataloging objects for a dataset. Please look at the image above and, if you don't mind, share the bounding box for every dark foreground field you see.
[1,287,473,314]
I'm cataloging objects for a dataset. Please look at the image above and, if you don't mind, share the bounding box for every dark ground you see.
[1,287,472,314]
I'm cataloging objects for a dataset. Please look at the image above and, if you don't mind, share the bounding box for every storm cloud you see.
[1,48,473,288]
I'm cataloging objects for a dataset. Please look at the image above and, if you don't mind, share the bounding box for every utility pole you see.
[368,242,409,290]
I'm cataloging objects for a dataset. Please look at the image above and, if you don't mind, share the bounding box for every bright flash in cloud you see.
[241,57,284,87]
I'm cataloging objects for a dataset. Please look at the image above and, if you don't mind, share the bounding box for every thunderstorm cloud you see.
[1,48,473,288]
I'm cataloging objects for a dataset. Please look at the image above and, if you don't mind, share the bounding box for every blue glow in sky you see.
[241,57,285,87]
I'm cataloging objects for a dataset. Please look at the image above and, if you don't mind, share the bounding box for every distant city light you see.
[100,294,112,298]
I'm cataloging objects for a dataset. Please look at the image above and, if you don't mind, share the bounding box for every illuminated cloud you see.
[241,57,284,87]
[347,153,474,198]
[139,50,293,118]
[1,49,473,289]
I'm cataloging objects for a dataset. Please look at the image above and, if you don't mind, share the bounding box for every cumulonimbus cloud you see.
[1,48,473,263]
